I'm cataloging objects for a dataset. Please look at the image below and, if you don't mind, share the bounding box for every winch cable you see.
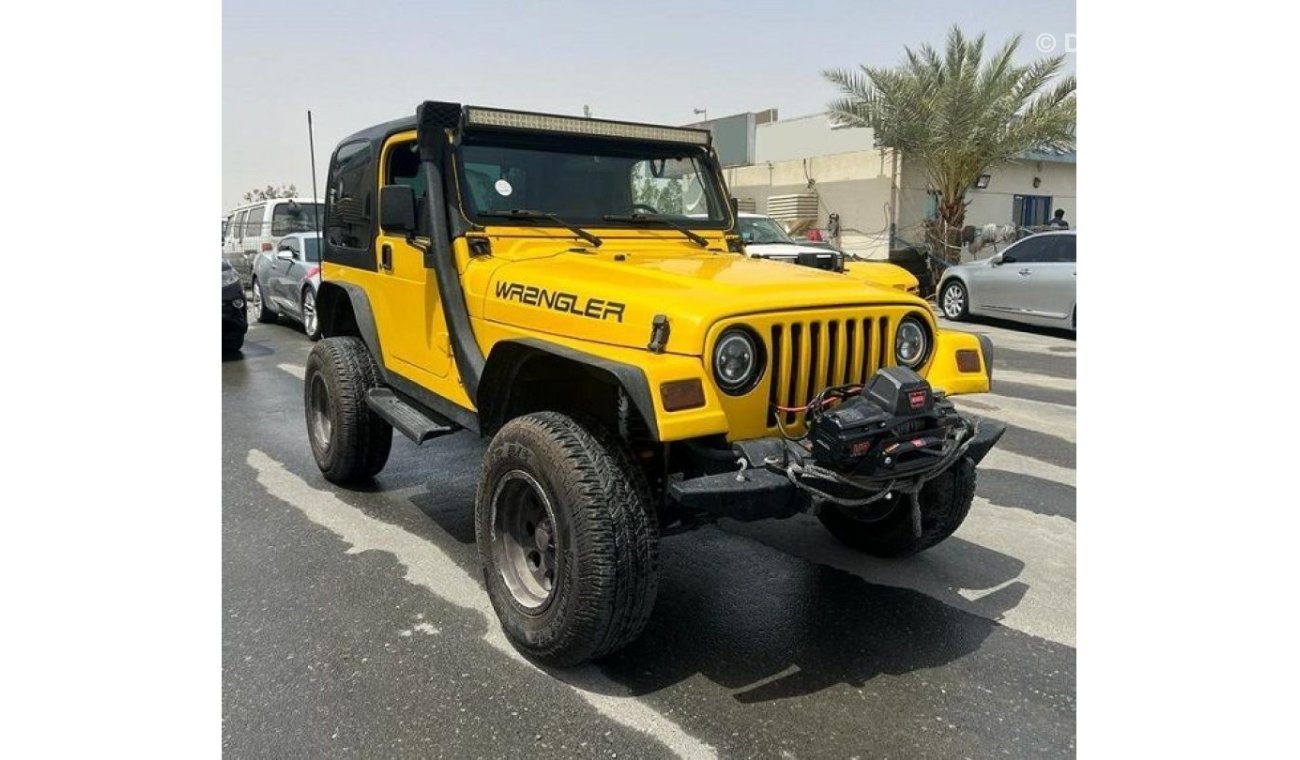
[778,419,980,527]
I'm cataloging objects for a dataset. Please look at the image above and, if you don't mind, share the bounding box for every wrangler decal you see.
[494,281,626,323]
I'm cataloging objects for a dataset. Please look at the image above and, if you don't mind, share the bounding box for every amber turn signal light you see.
[660,379,706,411]
[955,349,982,373]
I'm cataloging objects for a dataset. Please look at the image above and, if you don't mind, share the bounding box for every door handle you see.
[381,244,393,271]
[1018,268,1032,276]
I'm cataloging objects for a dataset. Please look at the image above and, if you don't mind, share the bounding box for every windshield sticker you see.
[494,179,513,197]
[494,281,626,323]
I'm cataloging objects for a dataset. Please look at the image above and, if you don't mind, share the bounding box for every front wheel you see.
[301,286,321,341]
[817,458,976,558]
[252,279,277,324]
[940,279,969,320]
[304,337,393,484]
[475,412,659,666]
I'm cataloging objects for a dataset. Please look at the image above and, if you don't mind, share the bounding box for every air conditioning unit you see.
[735,197,757,214]
[766,192,819,234]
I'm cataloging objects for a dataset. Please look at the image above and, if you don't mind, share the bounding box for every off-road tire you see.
[252,279,277,324]
[304,337,392,484]
[817,457,976,558]
[940,279,969,321]
[475,412,660,666]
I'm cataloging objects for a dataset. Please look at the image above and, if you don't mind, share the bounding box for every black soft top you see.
[337,115,418,154]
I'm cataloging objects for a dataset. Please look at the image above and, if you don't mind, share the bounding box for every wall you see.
[898,156,1077,236]
[753,113,877,163]
[723,149,898,259]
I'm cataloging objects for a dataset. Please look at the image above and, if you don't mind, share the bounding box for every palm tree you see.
[824,26,1076,265]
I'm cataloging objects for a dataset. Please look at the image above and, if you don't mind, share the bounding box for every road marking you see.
[994,369,1076,393]
[247,449,716,760]
[953,393,1076,443]
[980,447,1076,488]
[278,364,305,380]
[937,319,1075,355]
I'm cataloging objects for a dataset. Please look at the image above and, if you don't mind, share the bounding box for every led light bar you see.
[464,106,711,146]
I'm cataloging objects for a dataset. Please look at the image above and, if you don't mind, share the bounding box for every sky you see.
[222,0,1076,212]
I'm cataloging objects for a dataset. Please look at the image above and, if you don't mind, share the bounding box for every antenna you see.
[307,110,322,243]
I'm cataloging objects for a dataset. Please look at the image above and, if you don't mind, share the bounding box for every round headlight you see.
[713,328,762,395]
[894,317,930,367]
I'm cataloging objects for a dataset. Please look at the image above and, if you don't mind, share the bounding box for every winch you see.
[807,366,966,478]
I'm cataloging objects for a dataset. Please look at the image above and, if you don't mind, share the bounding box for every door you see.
[375,134,451,380]
[1013,194,1053,230]
[269,237,301,313]
[970,235,1051,314]
[225,209,249,281]
[1018,234,1076,321]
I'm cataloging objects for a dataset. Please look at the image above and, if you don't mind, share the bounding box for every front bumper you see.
[223,284,247,337]
[667,416,1006,523]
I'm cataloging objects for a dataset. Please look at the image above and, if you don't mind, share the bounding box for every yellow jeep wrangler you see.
[306,101,1003,666]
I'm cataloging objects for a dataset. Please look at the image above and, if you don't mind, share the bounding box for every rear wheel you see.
[252,279,277,324]
[476,412,659,666]
[817,458,976,558]
[304,337,392,484]
[940,279,969,320]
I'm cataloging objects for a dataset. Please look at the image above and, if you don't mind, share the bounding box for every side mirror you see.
[380,184,417,234]
[276,249,295,261]
[1000,253,1016,264]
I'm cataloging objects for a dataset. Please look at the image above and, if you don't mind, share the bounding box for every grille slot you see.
[765,315,890,430]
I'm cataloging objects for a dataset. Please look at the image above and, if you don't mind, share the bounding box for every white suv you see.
[222,197,323,287]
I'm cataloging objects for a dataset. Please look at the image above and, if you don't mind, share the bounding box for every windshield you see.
[738,216,796,245]
[272,202,324,236]
[456,137,727,226]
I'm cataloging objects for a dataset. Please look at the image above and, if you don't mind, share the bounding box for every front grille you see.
[766,315,893,428]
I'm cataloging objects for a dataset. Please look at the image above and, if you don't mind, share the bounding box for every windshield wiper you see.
[480,209,602,248]
[603,213,708,248]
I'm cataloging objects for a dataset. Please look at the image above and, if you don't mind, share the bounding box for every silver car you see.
[938,230,1076,331]
[250,232,323,340]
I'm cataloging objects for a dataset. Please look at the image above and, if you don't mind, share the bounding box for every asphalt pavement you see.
[223,311,1076,758]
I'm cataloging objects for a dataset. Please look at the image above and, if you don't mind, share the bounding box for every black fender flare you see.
[315,281,387,381]
[477,339,660,441]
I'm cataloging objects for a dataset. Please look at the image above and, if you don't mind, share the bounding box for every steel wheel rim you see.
[943,284,964,317]
[303,290,317,335]
[490,470,559,611]
[252,282,263,318]
[308,373,332,451]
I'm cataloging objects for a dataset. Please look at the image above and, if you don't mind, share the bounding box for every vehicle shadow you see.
[585,525,1027,702]
[223,339,274,361]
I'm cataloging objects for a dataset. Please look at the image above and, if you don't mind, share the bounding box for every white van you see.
[222,197,323,286]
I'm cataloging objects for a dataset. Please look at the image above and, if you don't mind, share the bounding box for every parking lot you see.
[222,313,1076,758]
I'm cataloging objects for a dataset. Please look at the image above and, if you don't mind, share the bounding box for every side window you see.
[1049,235,1076,263]
[384,140,427,234]
[233,210,249,241]
[326,141,373,250]
[1006,236,1048,263]
[244,204,266,239]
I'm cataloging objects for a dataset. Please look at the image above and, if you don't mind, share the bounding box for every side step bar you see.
[365,388,457,445]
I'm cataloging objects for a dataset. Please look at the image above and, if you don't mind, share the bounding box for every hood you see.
[475,249,926,356]
[841,260,919,291]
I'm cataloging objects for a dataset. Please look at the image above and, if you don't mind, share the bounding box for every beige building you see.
[703,110,1076,260]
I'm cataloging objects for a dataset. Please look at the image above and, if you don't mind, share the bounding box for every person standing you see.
[1048,208,1070,229]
